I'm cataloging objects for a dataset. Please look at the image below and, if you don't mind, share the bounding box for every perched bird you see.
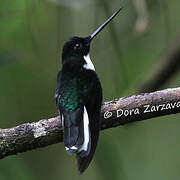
[55,8,122,174]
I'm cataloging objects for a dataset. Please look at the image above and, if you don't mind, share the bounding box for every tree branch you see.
[0,87,180,159]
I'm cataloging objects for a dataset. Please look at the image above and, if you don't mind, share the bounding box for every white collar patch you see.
[83,54,95,71]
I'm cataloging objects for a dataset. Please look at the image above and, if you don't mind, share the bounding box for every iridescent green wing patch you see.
[59,78,82,112]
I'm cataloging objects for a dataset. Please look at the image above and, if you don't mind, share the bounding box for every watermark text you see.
[104,101,180,119]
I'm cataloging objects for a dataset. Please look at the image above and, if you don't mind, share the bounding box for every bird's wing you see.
[56,74,88,154]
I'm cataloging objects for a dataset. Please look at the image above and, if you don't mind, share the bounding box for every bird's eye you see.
[74,43,81,50]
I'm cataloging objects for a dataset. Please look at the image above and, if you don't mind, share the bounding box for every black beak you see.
[88,7,122,43]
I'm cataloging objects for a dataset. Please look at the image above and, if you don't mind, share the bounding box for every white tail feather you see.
[78,106,90,152]
[61,115,64,128]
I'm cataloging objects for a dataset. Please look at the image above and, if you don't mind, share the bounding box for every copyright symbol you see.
[104,111,113,119]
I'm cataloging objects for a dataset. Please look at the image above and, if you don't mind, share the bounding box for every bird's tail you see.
[76,115,100,174]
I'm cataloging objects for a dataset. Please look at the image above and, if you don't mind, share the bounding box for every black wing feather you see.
[55,70,85,153]
[63,107,84,151]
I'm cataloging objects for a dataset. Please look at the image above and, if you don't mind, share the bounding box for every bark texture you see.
[0,87,180,159]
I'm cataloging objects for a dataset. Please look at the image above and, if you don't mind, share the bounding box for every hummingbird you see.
[55,8,122,174]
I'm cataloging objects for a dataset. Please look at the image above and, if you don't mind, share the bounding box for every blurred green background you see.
[0,0,180,179]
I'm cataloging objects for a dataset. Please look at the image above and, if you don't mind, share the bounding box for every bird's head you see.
[62,8,122,64]
[62,36,90,62]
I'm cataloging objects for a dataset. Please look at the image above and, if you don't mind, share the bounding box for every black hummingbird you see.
[55,8,122,174]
